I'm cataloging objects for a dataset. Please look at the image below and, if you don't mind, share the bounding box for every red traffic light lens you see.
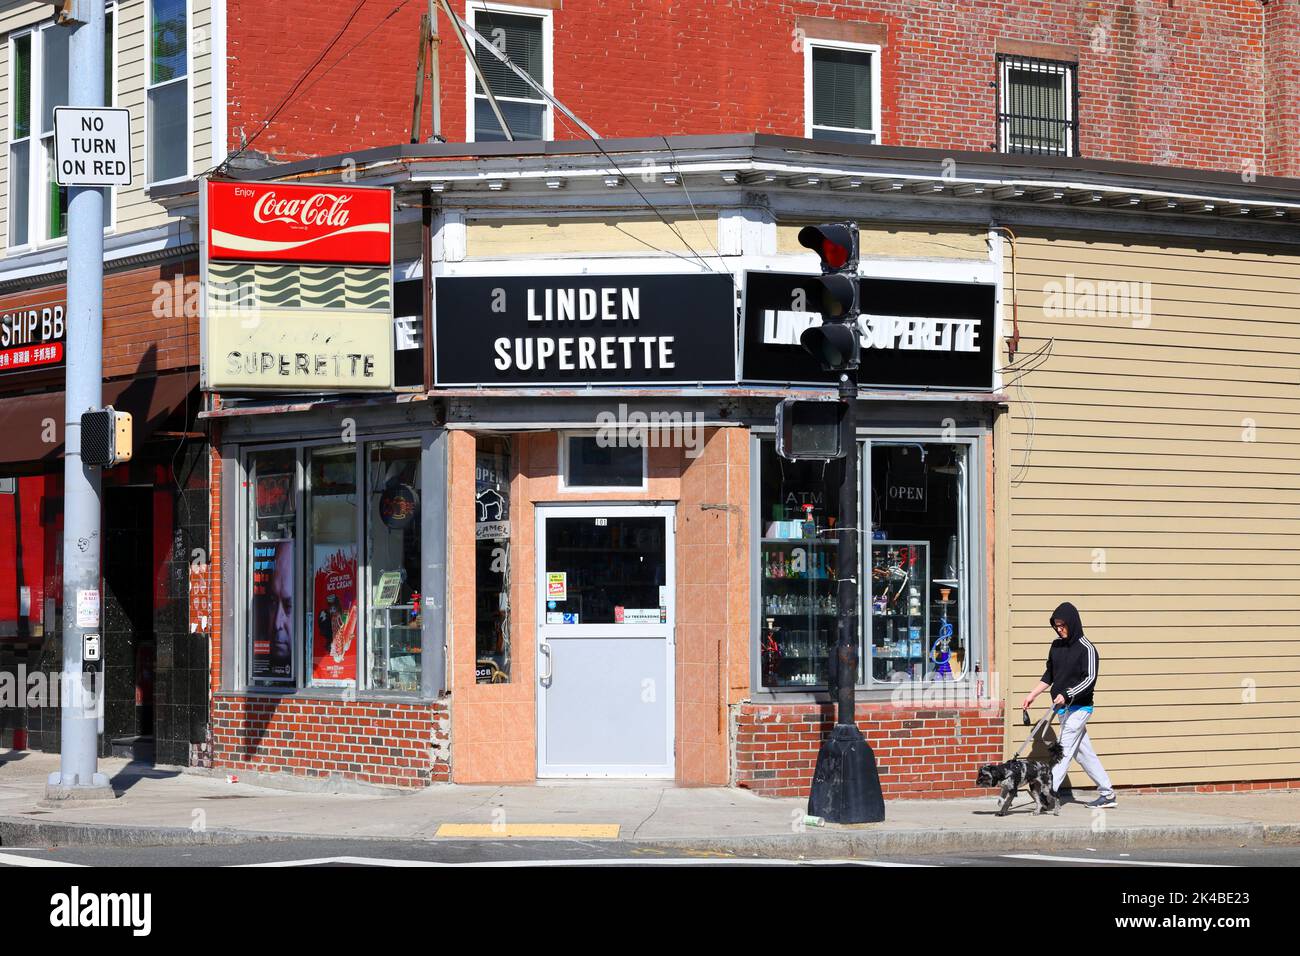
[821,239,849,270]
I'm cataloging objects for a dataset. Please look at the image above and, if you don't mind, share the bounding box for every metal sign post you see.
[47,0,115,802]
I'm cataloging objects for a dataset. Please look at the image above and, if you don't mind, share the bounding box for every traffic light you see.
[80,406,133,467]
[797,222,861,371]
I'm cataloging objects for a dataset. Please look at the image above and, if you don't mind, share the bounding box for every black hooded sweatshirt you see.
[1041,602,1099,707]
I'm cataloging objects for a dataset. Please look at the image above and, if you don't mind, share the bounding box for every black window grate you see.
[996,54,1078,157]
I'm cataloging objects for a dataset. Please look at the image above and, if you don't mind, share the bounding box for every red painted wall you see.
[227,0,1297,175]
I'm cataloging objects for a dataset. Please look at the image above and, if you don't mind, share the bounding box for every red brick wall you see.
[1265,0,1300,178]
[211,694,452,786]
[229,0,1290,175]
[734,703,1004,799]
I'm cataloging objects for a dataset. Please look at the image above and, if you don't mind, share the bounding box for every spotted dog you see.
[975,744,1065,816]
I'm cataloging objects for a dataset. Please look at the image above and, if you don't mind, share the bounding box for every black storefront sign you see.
[741,272,996,389]
[0,300,66,376]
[434,274,737,386]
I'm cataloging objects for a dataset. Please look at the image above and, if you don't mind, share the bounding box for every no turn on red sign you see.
[54,107,132,187]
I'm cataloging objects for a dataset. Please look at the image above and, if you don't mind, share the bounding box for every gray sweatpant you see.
[1052,707,1114,798]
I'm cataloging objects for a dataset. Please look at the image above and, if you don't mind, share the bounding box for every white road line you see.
[1002,853,1229,868]
[0,851,85,868]
[233,855,933,868]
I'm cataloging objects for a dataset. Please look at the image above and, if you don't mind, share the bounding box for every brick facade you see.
[211,695,451,786]
[230,0,1298,176]
[734,702,1005,799]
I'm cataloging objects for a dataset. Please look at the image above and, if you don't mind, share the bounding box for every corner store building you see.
[187,135,1300,795]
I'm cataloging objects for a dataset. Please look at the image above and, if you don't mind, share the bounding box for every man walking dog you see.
[1020,601,1117,809]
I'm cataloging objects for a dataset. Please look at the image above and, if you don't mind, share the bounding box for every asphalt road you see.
[0,839,1296,867]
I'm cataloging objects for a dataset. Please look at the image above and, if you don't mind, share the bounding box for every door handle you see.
[539,641,553,687]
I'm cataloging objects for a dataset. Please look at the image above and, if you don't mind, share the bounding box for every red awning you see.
[0,371,197,467]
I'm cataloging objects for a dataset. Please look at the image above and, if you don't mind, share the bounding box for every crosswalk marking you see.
[0,851,85,868]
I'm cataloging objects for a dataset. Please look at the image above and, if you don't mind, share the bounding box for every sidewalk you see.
[3,750,1298,856]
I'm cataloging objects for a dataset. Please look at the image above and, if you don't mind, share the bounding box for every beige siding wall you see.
[1000,231,1300,787]
[776,222,988,260]
[465,216,721,258]
[0,0,213,255]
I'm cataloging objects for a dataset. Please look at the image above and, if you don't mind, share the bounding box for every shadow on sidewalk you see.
[109,759,181,794]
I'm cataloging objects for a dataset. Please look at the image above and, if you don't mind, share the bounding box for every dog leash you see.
[1012,706,1061,759]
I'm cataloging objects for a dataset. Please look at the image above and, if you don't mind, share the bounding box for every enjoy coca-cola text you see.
[252,191,353,228]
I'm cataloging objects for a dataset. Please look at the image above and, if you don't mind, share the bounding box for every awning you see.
[0,371,198,467]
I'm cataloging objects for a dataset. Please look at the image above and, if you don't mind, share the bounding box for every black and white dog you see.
[975,743,1065,816]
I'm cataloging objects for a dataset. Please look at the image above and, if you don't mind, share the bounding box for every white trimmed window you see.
[466,2,552,143]
[803,38,881,145]
[7,6,117,248]
[146,0,190,184]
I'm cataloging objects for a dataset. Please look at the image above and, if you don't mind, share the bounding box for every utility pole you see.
[47,0,111,801]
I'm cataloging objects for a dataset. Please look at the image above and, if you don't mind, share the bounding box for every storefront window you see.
[249,449,297,686]
[366,441,422,692]
[306,447,359,688]
[755,436,975,692]
[868,443,970,684]
[245,438,433,695]
[757,441,852,688]
[475,437,511,683]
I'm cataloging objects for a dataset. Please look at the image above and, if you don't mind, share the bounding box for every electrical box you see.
[776,398,846,461]
[80,406,133,467]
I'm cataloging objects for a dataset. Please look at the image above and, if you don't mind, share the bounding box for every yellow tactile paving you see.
[435,823,621,839]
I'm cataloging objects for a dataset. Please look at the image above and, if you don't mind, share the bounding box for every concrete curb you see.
[3,814,1300,854]
[0,817,317,849]
[651,822,1300,857]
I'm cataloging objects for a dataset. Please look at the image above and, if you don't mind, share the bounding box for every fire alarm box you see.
[80,406,133,467]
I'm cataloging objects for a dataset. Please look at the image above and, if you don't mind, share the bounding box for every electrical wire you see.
[201,0,380,178]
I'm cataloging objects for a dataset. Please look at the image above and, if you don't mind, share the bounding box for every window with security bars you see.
[806,41,879,145]
[997,55,1077,156]
[469,7,550,142]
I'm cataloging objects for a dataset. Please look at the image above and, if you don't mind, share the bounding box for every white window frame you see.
[6,5,119,253]
[803,37,881,145]
[465,0,554,144]
[997,55,1076,157]
[557,431,648,494]
[144,0,193,187]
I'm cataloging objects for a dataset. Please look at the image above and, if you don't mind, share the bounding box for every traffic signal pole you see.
[797,223,885,824]
[47,0,111,800]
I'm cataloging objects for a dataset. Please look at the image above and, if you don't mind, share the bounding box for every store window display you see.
[755,437,974,692]
[243,439,428,694]
[475,437,512,683]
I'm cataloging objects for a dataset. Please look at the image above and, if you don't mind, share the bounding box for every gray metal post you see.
[48,0,111,799]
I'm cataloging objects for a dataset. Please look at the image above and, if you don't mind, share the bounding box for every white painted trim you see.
[144,0,194,187]
[464,0,554,144]
[803,37,881,145]
[210,0,228,169]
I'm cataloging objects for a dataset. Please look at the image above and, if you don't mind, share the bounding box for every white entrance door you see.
[536,504,675,778]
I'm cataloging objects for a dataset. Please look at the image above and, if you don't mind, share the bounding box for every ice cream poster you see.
[312,545,358,685]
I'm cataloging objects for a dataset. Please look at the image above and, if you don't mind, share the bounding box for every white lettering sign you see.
[54,108,133,187]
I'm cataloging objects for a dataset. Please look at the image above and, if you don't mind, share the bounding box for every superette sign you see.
[201,179,394,390]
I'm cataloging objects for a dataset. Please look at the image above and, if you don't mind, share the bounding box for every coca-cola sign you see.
[206,180,392,265]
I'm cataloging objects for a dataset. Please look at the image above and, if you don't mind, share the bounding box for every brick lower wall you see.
[212,694,451,787]
[733,703,1003,799]
[1119,780,1300,795]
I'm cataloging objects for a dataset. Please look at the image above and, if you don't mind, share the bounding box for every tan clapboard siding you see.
[775,222,988,259]
[190,0,211,170]
[466,216,720,257]
[1003,231,1300,787]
